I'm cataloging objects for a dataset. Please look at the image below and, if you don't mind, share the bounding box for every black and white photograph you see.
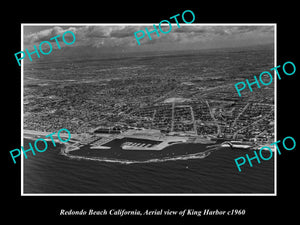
[4,5,298,223]
[21,24,276,195]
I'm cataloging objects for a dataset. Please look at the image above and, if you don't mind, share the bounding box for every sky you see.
[23,25,274,56]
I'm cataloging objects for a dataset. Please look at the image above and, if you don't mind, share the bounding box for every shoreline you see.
[23,129,79,143]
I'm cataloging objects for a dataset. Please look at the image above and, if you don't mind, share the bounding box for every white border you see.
[21,23,277,196]
[274,24,277,196]
[21,24,24,195]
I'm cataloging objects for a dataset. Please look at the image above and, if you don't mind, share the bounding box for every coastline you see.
[23,129,272,162]
[23,129,79,142]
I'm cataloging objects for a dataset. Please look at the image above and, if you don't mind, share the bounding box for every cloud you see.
[23,25,274,51]
[110,26,137,38]
[173,25,273,36]
[24,26,67,44]
[83,26,113,38]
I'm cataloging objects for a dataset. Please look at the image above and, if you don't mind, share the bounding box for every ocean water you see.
[23,139,274,194]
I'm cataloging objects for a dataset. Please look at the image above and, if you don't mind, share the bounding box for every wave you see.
[60,146,222,165]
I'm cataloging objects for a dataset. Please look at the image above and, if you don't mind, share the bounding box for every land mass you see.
[23,47,275,157]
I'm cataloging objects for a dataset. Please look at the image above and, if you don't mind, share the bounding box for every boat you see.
[121,142,155,150]
[121,145,154,150]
